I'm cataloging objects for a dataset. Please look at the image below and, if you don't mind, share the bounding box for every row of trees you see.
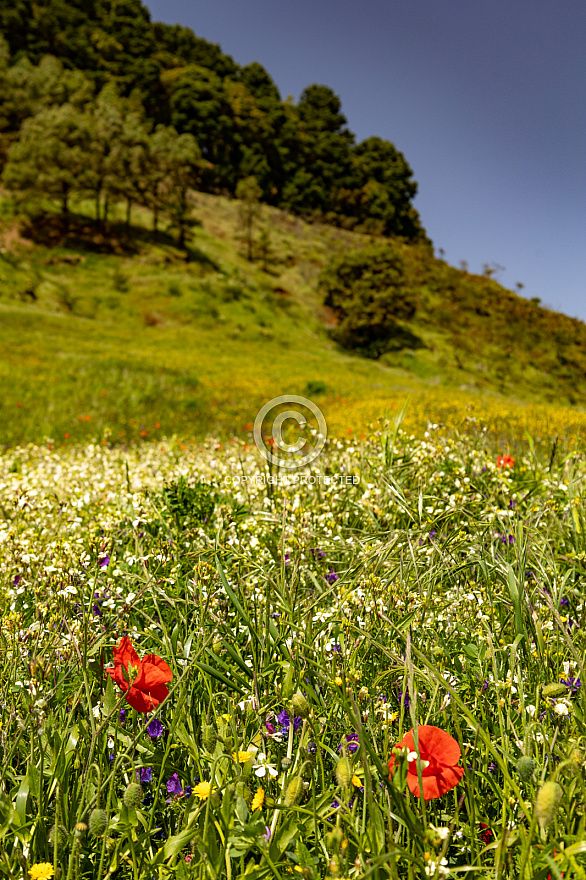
[2,80,202,245]
[0,0,429,241]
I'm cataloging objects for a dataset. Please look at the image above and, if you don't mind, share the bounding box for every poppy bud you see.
[202,723,217,752]
[284,776,303,807]
[516,756,536,781]
[281,757,292,769]
[291,692,311,719]
[123,782,143,808]
[89,808,108,836]
[535,781,562,828]
[49,824,69,847]
[542,683,568,698]
[335,757,353,787]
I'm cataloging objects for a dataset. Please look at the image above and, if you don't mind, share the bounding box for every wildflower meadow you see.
[1,414,586,879]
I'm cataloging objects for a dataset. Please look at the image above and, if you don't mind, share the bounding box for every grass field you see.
[1,420,586,878]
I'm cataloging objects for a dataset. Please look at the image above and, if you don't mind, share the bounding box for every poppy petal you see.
[408,764,465,800]
[113,637,141,670]
[416,726,461,766]
[140,655,173,688]
[124,686,153,713]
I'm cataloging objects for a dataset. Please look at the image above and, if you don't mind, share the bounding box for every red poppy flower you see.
[497,454,515,469]
[105,637,172,713]
[388,725,465,800]
[479,822,493,845]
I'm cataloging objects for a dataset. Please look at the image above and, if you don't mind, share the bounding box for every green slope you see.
[0,191,585,447]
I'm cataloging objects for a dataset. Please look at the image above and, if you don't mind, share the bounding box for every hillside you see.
[1,190,585,449]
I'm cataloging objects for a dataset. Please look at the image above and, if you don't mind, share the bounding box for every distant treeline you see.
[0,0,428,242]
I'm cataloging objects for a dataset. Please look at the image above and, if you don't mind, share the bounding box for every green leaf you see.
[103,673,117,716]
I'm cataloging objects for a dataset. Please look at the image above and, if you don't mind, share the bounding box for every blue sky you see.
[146,0,586,320]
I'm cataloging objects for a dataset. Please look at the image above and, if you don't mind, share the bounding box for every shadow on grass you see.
[20,212,219,270]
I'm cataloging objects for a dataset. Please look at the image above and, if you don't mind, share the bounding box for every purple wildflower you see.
[147,718,164,738]
[326,568,339,584]
[562,677,581,693]
[99,555,110,568]
[140,767,153,783]
[338,733,360,755]
[276,709,290,728]
[166,774,182,795]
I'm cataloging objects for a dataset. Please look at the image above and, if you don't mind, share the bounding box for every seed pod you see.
[202,723,218,753]
[49,824,69,847]
[291,692,311,719]
[542,683,568,698]
[516,756,536,781]
[284,776,303,807]
[335,757,353,787]
[123,782,143,808]
[89,808,108,836]
[535,781,562,828]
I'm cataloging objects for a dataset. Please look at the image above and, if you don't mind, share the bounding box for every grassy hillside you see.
[0,190,585,449]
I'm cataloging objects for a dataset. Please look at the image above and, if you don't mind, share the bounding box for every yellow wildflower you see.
[194,781,214,800]
[233,750,253,763]
[251,787,265,811]
[29,866,55,880]
[351,775,362,788]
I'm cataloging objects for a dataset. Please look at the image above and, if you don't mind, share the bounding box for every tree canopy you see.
[0,1,429,241]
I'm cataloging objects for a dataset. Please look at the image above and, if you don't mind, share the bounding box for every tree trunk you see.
[61,184,69,233]
[126,198,132,232]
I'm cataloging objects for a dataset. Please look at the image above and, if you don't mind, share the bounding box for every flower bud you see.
[89,808,108,836]
[202,723,217,753]
[284,776,303,807]
[49,824,68,847]
[542,683,568,698]
[291,692,311,719]
[535,781,562,828]
[74,822,87,839]
[516,756,536,781]
[335,757,353,787]
[123,782,143,808]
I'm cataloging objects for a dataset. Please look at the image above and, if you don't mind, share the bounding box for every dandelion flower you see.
[194,781,214,800]
[233,750,253,763]
[251,787,265,811]
[29,865,55,880]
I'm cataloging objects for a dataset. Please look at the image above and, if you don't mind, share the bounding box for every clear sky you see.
[145,0,586,320]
